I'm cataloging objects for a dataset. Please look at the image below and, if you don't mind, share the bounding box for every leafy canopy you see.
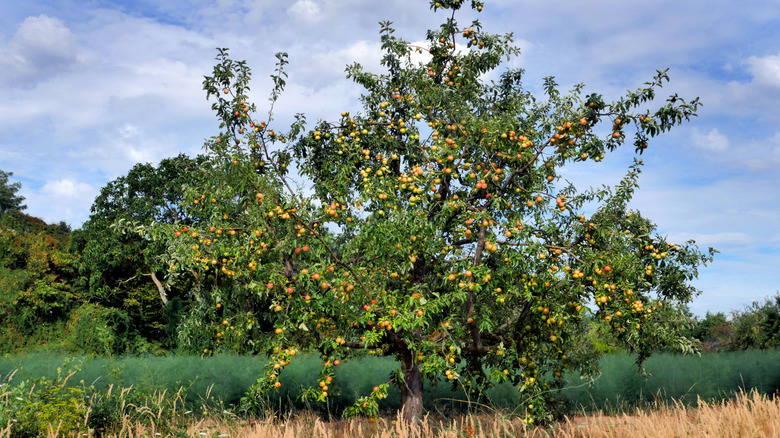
[72,154,209,350]
[73,154,207,300]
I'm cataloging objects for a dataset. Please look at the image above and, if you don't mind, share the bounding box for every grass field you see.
[2,351,779,436]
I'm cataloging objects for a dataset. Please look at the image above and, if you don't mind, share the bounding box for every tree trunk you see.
[400,351,424,426]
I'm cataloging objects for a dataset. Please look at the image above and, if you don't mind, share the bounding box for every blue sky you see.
[1,0,778,316]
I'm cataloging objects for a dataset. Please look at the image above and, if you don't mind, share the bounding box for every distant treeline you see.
[1,161,778,356]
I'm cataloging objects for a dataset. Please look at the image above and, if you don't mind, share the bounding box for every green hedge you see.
[2,350,779,415]
[560,350,780,412]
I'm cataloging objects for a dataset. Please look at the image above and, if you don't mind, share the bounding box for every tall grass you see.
[553,389,780,438]
[4,389,775,437]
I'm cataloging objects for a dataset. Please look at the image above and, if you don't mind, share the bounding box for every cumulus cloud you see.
[23,179,99,226]
[747,53,780,89]
[287,0,321,23]
[118,124,141,140]
[0,15,80,85]
[691,128,730,151]
[292,40,382,90]
[41,179,94,199]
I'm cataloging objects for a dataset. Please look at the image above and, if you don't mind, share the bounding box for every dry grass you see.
[5,389,778,437]
[552,389,780,438]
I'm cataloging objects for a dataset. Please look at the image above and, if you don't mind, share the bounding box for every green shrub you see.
[0,360,87,437]
[65,303,132,356]
[0,357,196,436]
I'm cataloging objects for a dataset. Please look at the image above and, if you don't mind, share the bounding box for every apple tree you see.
[156,0,714,424]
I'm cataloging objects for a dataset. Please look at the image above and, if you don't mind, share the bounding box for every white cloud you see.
[0,15,80,85]
[691,128,730,151]
[740,132,780,172]
[287,0,321,23]
[24,179,99,226]
[41,179,94,199]
[293,40,383,90]
[747,53,780,89]
[118,124,140,140]
[408,40,434,66]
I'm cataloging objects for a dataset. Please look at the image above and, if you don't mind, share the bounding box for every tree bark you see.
[143,272,168,305]
[400,350,424,426]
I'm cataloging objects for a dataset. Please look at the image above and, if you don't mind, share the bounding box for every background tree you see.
[727,295,780,350]
[153,0,714,424]
[690,311,731,352]
[72,154,207,349]
[0,177,75,352]
[0,170,27,214]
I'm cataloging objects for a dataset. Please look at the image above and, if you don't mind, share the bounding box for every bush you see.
[0,357,196,437]
[0,360,87,437]
[65,303,133,356]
